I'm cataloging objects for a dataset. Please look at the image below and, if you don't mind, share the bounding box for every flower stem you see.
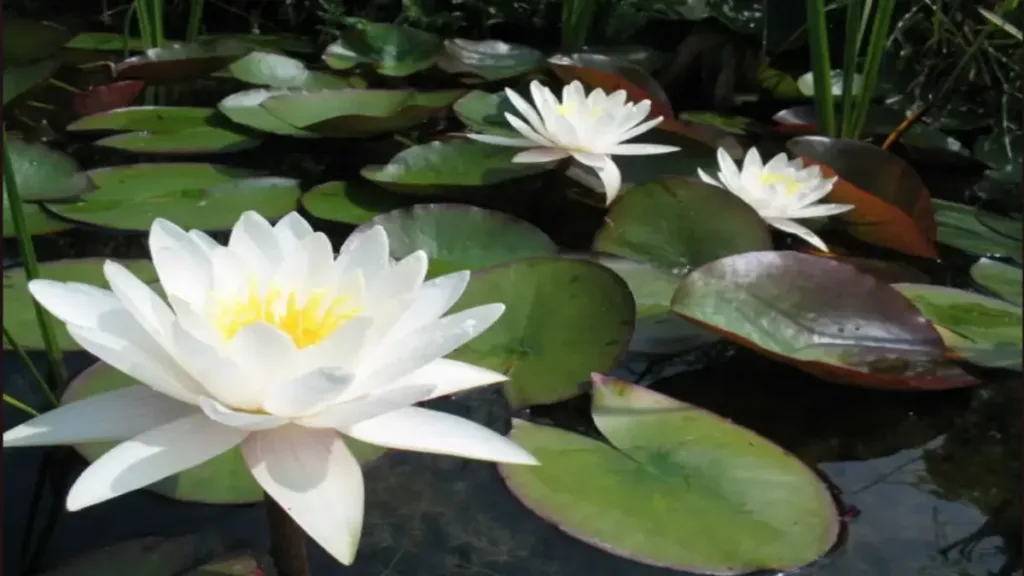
[265,494,311,576]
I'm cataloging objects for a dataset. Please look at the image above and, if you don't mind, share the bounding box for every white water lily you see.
[698,147,855,251]
[465,80,679,204]
[3,211,538,566]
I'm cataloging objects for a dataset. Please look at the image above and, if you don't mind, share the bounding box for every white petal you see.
[103,261,174,348]
[364,250,428,310]
[228,211,281,274]
[263,370,354,417]
[764,152,791,173]
[606,143,679,156]
[741,147,764,176]
[697,168,722,188]
[273,212,315,253]
[199,397,289,431]
[463,133,537,148]
[171,322,257,409]
[343,407,538,465]
[512,148,570,163]
[503,86,551,138]
[3,385,197,446]
[358,304,505,388]
[505,113,557,147]
[227,323,301,405]
[243,427,365,566]
[766,217,831,252]
[390,358,508,400]
[570,150,609,168]
[65,413,247,511]
[613,116,663,143]
[381,271,471,343]
[148,219,212,306]
[717,148,743,191]
[336,226,390,289]
[298,316,373,372]
[592,156,623,204]
[783,203,856,219]
[188,230,222,254]
[298,385,434,429]
[27,280,121,329]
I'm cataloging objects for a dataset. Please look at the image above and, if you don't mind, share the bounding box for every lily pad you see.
[437,38,545,81]
[758,65,803,100]
[788,136,939,259]
[893,283,1022,372]
[221,51,353,89]
[115,40,252,84]
[259,88,464,138]
[499,375,839,573]
[78,162,261,194]
[322,23,441,77]
[217,88,320,137]
[452,90,522,137]
[92,124,262,154]
[933,199,1022,262]
[67,106,218,133]
[300,180,409,225]
[347,204,557,277]
[446,257,635,408]
[4,59,60,105]
[548,53,673,120]
[63,363,388,504]
[2,195,73,238]
[70,80,146,118]
[970,258,1022,305]
[46,176,301,232]
[4,137,82,201]
[361,139,555,195]
[593,178,773,273]
[4,18,73,67]
[677,111,759,136]
[3,259,158,352]
[670,251,978,390]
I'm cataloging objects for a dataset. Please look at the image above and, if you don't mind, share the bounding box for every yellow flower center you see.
[210,278,362,348]
[761,173,803,197]
[555,102,601,118]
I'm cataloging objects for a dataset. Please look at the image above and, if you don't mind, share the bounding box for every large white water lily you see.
[698,147,855,252]
[465,80,679,204]
[3,211,537,566]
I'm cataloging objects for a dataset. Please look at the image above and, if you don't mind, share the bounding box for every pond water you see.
[4,340,1020,575]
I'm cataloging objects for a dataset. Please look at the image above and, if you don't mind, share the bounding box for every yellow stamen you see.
[761,173,802,196]
[556,102,576,116]
[210,277,361,348]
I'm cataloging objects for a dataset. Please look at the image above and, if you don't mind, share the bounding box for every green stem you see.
[187,0,206,41]
[4,394,40,417]
[3,131,68,391]
[4,326,58,407]
[805,0,837,136]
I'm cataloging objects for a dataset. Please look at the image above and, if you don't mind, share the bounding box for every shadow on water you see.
[4,343,1020,576]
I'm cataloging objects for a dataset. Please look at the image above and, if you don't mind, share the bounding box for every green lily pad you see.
[452,90,522,138]
[63,362,386,504]
[970,258,1022,305]
[300,180,409,225]
[670,251,978,390]
[114,40,252,84]
[322,23,441,77]
[437,38,545,81]
[4,59,60,105]
[217,88,320,137]
[3,259,158,352]
[91,124,262,154]
[757,65,803,100]
[66,106,218,133]
[361,139,555,195]
[498,375,838,573]
[348,204,557,277]
[79,162,262,194]
[446,257,634,408]
[593,178,773,273]
[4,137,82,201]
[933,199,1022,262]
[46,176,301,232]
[2,198,73,238]
[677,111,759,135]
[973,129,1023,184]
[893,283,1022,372]
[220,51,353,89]
[259,88,464,138]
[3,18,73,67]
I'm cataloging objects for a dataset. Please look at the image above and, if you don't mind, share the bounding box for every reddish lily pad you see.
[322,23,441,77]
[787,136,939,259]
[548,52,673,120]
[70,80,146,118]
[799,250,931,285]
[670,251,978,390]
[437,38,545,81]
[498,375,839,574]
[115,40,252,84]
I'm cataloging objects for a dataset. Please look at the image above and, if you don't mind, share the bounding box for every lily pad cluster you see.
[3,15,1021,575]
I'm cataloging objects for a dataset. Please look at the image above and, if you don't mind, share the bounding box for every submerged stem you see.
[265,494,311,576]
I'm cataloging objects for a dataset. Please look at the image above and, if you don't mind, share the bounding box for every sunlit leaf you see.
[322,23,441,77]
[437,38,545,81]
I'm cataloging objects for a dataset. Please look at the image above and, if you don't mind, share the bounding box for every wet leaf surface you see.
[114,40,252,84]
[437,38,545,81]
[322,23,442,77]
[221,51,353,89]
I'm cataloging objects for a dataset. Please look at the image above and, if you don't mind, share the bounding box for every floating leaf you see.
[300,180,409,225]
[437,38,545,80]
[758,65,803,99]
[4,59,60,105]
[933,199,1022,261]
[670,251,978,389]
[221,51,353,89]
[361,139,555,194]
[67,106,217,132]
[70,80,146,118]
[46,176,301,231]
[348,204,557,277]
[594,178,773,273]
[499,376,838,574]
[4,137,82,201]
[322,23,441,77]
[3,259,158,351]
[217,88,320,137]
[970,258,1022,305]
[788,136,938,258]
[548,52,673,120]
[2,195,72,238]
[801,251,930,285]
[92,124,262,154]
[446,258,635,408]
[677,111,759,135]
[115,40,252,84]
[259,88,464,138]
[452,90,521,137]
[79,162,261,193]
[893,283,1022,372]
[4,19,73,67]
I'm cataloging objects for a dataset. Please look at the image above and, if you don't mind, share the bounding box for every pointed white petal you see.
[381,271,471,344]
[697,168,722,188]
[783,203,856,219]
[512,148,570,163]
[273,212,315,253]
[103,261,174,347]
[4,386,197,446]
[463,133,537,148]
[391,358,508,399]
[226,323,301,404]
[263,370,354,417]
[741,147,764,176]
[243,427,365,566]
[614,116,663,143]
[298,385,434,429]
[503,86,551,138]
[505,113,557,147]
[188,230,221,254]
[66,413,247,511]
[148,220,212,306]
[336,226,390,289]
[343,407,538,464]
[199,397,288,431]
[27,279,121,329]
[228,211,281,274]
[766,217,831,252]
[298,316,373,372]
[590,156,623,204]
[606,143,679,156]
[364,251,428,310]
[171,322,258,409]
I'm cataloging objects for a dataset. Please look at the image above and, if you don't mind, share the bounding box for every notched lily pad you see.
[217,88,320,137]
[499,375,839,574]
[453,90,524,137]
[438,38,545,81]
[4,136,82,201]
[115,40,252,84]
[323,23,442,77]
